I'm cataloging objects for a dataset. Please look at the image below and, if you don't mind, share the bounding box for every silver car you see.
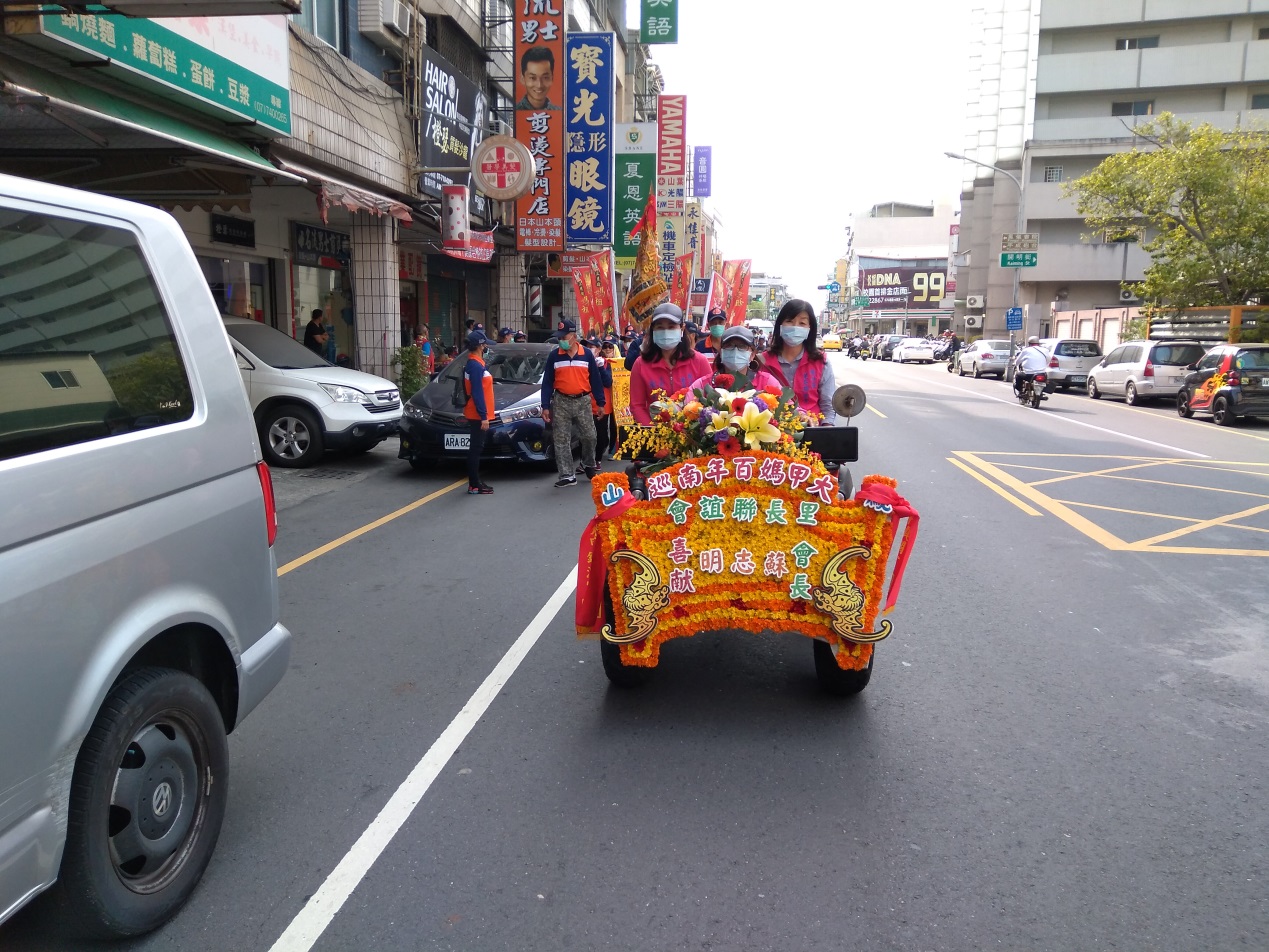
[1037,338,1103,391]
[954,339,1012,378]
[0,174,290,937]
[1087,339,1207,405]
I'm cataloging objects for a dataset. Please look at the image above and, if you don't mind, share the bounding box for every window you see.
[1115,36,1159,50]
[292,0,343,50]
[1104,347,1125,364]
[1260,27,1269,40]
[1197,351,1223,371]
[1252,94,1269,110]
[1043,165,1063,183]
[1111,100,1154,117]
[0,209,194,462]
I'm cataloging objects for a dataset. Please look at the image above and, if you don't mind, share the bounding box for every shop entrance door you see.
[428,276,466,350]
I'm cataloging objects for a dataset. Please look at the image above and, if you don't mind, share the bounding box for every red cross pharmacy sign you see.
[471,136,534,202]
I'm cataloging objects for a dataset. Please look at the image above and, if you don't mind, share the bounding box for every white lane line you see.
[267,568,579,952]
[918,374,1210,459]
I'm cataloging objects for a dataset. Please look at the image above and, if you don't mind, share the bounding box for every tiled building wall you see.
[351,214,401,378]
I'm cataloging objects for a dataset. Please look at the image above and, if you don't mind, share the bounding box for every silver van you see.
[1087,339,1207,405]
[0,174,290,937]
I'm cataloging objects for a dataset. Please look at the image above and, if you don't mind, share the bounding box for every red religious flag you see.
[571,267,602,337]
[514,6,566,252]
[589,250,617,337]
[705,270,732,321]
[670,251,694,311]
[721,259,752,326]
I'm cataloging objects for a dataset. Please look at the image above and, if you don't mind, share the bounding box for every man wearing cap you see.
[696,306,728,355]
[513,330,528,343]
[462,329,495,495]
[597,338,620,457]
[497,327,514,344]
[541,318,606,487]
[628,303,712,425]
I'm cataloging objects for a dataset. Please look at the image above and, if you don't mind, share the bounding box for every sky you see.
[625,0,974,312]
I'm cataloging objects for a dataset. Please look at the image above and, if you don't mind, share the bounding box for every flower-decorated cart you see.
[575,378,919,694]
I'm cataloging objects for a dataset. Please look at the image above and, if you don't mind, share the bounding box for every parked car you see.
[1037,338,1103,391]
[0,173,290,937]
[892,337,936,363]
[223,316,402,468]
[821,332,843,351]
[1177,343,1269,426]
[954,339,1012,378]
[873,334,906,359]
[1087,339,1206,404]
[399,343,557,468]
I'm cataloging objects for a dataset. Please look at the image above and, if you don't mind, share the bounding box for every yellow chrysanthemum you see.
[731,402,781,448]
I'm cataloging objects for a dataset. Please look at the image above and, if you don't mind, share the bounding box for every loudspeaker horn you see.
[832,384,867,419]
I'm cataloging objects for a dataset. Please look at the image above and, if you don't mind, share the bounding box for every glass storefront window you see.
[199,256,270,323]
[293,264,353,365]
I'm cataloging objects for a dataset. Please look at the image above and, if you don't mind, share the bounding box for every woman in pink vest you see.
[629,302,712,424]
[760,299,836,423]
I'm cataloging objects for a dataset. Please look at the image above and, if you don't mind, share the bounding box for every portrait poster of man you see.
[514,4,566,252]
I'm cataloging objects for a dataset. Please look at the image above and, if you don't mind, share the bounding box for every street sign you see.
[826,281,841,294]
[1006,307,1023,331]
[853,296,869,307]
[1001,252,1038,268]
[1001,233,1039,252]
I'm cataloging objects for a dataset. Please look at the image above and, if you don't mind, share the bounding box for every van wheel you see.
[1125,382,1140,405]
[1177,390,1194,418]
[1213,396,1237,426]
[56,668,228,938]
[261,405,323,468]
[813,639,873,696]
[600,583,653,688]
[1087,378,1101,399]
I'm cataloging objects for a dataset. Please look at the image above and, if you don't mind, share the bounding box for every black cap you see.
[707,306,727,323]
[465,330,489,348]
[557,318,577,334]
[684,321,701,335]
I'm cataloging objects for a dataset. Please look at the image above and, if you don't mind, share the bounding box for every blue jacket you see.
[541,345,606,411]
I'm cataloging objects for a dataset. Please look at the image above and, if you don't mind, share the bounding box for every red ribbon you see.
[575,489,639,634]
[853,482,920,614]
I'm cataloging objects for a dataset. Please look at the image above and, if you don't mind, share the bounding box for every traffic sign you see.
[1001,252,1037,268]
[853,296,869,307]
[827,281,841,294]
[1001,233,1039,252]
[1006,307,1023,331]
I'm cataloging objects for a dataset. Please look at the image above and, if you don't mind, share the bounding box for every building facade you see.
[957,0,1269,349]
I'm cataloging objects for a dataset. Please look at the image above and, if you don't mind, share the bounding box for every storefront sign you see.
[38,12,290,134]
[210,213,255,248]
[690,277,709,309]
[656,94,686,220]
[471,136,534,201]
[684,201,704,272]
[564,33,614,245]
[400,248,427,281]
[514,3,566,252]
[639,0,678,43]
[444,230,496,264]
[546,250,602,279]
[442,185,469,250]
[858,266,947,309]
[658,216,681,285]
[692,146,711,197]
[418,45,488,218]
[614,123,656,270]
[292,222,350,269]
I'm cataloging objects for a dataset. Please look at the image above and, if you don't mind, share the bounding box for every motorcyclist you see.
[1013,336,1049,396]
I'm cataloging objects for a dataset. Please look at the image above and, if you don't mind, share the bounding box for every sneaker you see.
[554,475,577,488]
[583,466,598,480]
[467,485,494,495]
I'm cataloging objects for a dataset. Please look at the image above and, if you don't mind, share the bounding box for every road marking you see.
[922,376,1210,458]
[277,478,467,576]
[947,457,1042,516]
[1131,502,1269,547]
[267,568,578,952]
[1028,459,1173,487]
[1057,499,1269,536]
[865,403,887,419]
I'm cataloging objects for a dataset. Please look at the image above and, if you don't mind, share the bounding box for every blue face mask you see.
[652,329,682,349]
[721,348,752,372]
[781,325,810,346]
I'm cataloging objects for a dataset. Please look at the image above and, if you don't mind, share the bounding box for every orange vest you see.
[463,355,495,421]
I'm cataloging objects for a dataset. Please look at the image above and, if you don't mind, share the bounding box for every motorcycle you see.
[1016,373,1049,408]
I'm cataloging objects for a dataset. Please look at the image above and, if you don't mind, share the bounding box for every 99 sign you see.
[911,272,945,303]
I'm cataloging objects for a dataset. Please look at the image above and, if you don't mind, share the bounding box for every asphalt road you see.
[6,354,1269,951]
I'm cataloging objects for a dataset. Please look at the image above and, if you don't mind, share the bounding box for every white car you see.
[892,337,936,363]
[223,317,402,467]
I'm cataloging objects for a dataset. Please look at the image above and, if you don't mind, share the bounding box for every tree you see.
[1064,113,1269,309]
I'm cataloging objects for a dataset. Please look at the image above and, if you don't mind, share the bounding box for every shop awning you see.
[0,58,302,183]
[273,157,414,224]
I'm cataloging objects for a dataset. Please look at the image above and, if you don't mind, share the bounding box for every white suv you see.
[223,317,402,467]
[1087,339,1207,405]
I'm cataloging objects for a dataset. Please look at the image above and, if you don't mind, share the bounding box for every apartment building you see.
[957,0,1269,345]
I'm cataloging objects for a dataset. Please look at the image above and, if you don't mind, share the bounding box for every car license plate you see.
[444,433,470,450]
[1070,376,1086,385]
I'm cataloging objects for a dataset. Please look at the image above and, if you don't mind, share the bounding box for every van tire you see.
[1125,382,1140,405]
[260,405,324,468]
[1087,378,1101,399]
[56,668,229,938]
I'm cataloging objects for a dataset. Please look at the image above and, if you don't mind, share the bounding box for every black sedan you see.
[398,343,559,469]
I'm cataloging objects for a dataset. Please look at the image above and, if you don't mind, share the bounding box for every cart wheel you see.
[600,583,653,688]
[813,639,873,696]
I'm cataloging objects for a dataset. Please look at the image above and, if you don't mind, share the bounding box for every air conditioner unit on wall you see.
[966,295,984,310]
[965,315,982,328]
[359,0,408,50]
[386,0,412,36]
[1119,289,1139,303]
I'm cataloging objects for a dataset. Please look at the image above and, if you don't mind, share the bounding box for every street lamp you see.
[945,150,1025,380]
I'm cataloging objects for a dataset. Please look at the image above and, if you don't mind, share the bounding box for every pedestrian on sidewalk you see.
[541,318,605,487]
[462,329,495,495]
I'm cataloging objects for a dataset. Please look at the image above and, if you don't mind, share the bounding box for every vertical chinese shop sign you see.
[640,0,678,43]
[515,2,566,253]
[613,123,656,270]
[565,32,614,245]
[656,94,686,284]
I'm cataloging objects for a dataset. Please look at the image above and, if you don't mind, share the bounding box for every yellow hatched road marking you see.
[947,457,1042,516]
[1027,459,1174,487]
[1131,502,1269,547]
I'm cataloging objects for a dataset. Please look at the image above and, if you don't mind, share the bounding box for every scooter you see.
[1016,373,1049,408]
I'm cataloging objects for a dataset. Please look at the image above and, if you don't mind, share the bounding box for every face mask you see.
[781,325,810,346]
[559,337,573,353]
[710,324,725,339]
[721,348,752,372]
[653,329,682,349]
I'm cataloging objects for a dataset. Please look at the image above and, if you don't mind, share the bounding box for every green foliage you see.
[1065,113,1269,308]
[1120,315,1149,343]
[390,345,426,400]
[104,344,192,414]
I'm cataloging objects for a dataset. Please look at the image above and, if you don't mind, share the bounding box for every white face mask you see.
[781,325,810,346]
[652,329,682,349]
[721,348,752,372]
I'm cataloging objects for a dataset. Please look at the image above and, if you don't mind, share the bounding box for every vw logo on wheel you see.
[152,781,173,818]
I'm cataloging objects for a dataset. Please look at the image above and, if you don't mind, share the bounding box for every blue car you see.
[399,343,558,469]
